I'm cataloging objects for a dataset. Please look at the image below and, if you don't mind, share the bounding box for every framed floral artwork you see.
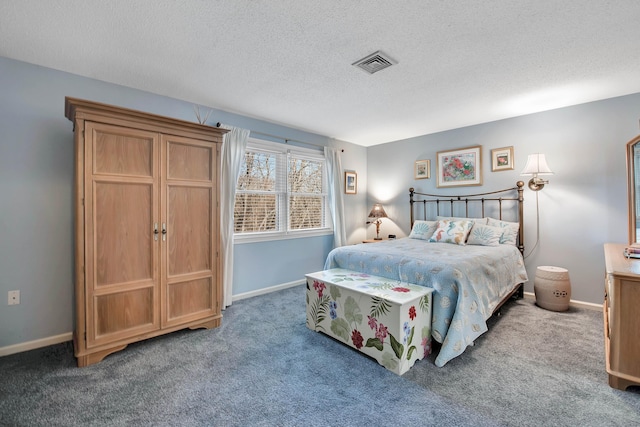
[436,145,482,187]
[345,171,357,194]
[414,159,430,179]
[491,146,514,172]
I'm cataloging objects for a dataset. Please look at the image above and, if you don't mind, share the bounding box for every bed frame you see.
[409,180,526,304]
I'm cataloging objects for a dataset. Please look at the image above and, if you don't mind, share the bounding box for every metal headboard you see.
[409,181,525,254]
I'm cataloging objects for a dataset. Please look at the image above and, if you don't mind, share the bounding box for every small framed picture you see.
[414,160,430,179]
[491,146,514,172]
[436,145,482,187]
[345,171,357,194]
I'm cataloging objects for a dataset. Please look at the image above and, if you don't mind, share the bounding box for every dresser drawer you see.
[603,243,640,390]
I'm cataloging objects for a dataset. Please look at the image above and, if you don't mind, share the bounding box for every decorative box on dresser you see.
[65,97,228,367]
[603,243,640,390]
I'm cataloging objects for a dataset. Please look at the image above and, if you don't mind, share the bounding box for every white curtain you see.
[220,125,250,308]
[325,146,346,248]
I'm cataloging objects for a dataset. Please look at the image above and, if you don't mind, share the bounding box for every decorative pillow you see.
[486,217,519,246]
[409,220,438,240]
[428,220,473,245]
[467,223,502,246]
[436,216,488,226]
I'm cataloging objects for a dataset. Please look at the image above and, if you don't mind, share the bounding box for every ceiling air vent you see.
[352,51,396,74]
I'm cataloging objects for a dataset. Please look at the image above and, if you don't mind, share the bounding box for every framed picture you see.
[345,171,357,194]
[491,146,514,172]
[414,159,430,179]
[436,145,482,187]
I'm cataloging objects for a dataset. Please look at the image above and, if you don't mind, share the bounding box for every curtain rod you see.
[216,122,344,152]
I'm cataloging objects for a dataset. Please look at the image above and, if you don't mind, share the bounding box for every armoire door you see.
[84,122,161,348]
[162,135,219,327]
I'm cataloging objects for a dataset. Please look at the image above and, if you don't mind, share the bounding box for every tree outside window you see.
[234,140,330,240]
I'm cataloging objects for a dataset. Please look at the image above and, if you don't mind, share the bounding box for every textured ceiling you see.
[2,1,640,146]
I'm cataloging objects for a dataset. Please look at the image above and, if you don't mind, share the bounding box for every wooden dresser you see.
[603,243,640,390]
[66,98,228,367]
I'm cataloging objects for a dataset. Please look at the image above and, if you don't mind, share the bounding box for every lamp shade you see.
[368,203,388,219]
[521,153,553,176]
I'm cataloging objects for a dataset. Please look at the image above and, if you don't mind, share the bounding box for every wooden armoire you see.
[65,97,228,367]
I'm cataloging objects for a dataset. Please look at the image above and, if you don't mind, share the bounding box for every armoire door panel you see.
[94,181,154,286]
[90,123,155,177]
[167,141,212,181]
[94,287,155,338]
[167,186,212,275]
[84,119,160,350]
[167,277,214,322]
[162,134,218,328]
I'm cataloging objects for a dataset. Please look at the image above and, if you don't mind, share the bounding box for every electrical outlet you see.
[8,290,20,305]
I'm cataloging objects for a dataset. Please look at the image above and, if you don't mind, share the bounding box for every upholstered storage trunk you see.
[306,268,433,375]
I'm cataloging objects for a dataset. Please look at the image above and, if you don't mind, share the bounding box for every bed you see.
[323,181,529,367]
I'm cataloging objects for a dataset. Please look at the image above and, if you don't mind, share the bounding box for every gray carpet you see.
[1,285,639,427]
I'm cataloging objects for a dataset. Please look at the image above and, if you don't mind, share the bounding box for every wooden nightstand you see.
[362,239,386,243]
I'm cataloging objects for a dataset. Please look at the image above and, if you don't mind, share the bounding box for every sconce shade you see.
[521,153,554,176]
[368,204,388,219]
[521,153,553,191]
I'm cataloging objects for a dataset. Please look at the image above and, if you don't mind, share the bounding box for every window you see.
[234,139,331,242]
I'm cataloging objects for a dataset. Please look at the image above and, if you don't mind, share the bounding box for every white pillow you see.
[467,223,502,246]
[409,220,438,240]
[428,219,473,245]
[486,217,519,246]
[436,216,488,226]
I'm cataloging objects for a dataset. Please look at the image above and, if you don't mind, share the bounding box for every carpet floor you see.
[1,285,639,426]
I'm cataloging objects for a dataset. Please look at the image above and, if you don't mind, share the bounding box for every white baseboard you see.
[0,281,306,358]
[0,332,72,357]
[523,291,602,311]
[231,279,305,303]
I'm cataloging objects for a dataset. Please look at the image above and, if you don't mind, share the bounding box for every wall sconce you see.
[521,153,554,191]
[367,204,388,240]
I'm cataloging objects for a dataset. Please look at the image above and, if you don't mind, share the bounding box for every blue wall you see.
[367,94,640,304]
[0,56,366,349]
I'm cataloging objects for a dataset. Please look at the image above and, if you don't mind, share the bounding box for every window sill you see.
[234,229,333,244]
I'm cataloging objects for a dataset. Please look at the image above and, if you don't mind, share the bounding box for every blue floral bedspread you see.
[324,238,528,367]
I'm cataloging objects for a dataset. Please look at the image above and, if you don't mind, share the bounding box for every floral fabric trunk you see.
[306,268,433,375]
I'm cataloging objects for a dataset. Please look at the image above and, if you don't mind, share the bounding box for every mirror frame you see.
[627,134,640,245]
